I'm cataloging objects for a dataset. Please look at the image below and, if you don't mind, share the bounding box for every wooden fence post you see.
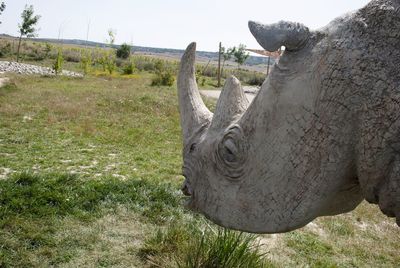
[217,42,221,87]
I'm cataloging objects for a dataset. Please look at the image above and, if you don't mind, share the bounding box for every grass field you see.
[0,73,399,267]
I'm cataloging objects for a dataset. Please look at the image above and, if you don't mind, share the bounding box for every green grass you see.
[0,172,181,267]
[0,72,399,267]
[0,82,18,97]
[285,232,336,267]
[0,172,181,223]
[0,74,181,182]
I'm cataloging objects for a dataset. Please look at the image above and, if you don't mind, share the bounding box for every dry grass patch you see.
[59,209,149,268]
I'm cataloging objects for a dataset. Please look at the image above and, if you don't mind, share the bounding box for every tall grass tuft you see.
[139,221,273,268]
[177,227,270,268]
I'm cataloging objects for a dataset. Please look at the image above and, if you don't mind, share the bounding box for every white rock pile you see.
[0,61,83,77]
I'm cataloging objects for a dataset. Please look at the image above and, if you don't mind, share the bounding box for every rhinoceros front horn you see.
[178,42,213,144]
[248,20,311,52]
[210,76,249,130]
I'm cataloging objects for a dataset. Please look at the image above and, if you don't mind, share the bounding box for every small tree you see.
[17,5,40,62]
[220,46,236,75]
[107,28,116,47]
[0,2,6,24]
[97,50,107,71]
[116,43,131,59]
[106,53,116,74]
[103,29,116,75]
[233,44,249,69]
[53,48,63,75]
[80,50,92,75]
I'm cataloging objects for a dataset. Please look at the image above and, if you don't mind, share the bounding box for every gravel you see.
[0,61,83,77]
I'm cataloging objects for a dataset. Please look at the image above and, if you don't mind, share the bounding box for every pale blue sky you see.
[2,0,370,51]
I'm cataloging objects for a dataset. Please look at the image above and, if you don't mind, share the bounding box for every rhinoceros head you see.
[178,0,400,233]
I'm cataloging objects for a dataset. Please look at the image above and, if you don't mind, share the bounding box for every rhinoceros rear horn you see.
[248,20,311,52]
[210,76,249,130]
[178,43,213,144]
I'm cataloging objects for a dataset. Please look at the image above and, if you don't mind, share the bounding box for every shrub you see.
[106,53,116,75]
[53,48,63,75]
[122,61,135,75]
[97,54,107,71]
[151,70,175,86]
[201,77,206,87]
[0,42,11,57]
[116,43,131,59]
[80,50,92,75]
[154,59,164,73]
[247,73,265,86]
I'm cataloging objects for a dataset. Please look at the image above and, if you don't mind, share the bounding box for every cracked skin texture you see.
[178,0,400,233]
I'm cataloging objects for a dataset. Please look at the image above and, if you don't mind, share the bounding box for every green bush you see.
[106,54,116,75]
[154,59,164,73]
[151,70,175,86]
[122,61,135,75]
[201,77,206,87]
[80,50,92,75]
[0,42,11,57]
[247,73,265,86]
[116,43,131,59]
[53,48,63,75]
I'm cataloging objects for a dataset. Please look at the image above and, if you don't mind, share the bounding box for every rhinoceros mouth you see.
[181,178,193,197]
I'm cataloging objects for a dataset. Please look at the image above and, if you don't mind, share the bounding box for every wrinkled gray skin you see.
[178,0,400,233]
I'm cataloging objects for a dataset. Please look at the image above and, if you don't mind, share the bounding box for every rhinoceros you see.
[178,0,400,233]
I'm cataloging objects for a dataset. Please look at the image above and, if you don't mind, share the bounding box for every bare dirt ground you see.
[200,86,259,103]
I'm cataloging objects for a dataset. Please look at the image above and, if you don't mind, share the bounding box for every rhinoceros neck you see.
[236,64,364,231]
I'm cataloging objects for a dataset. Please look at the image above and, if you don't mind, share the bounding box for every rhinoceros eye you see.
[189,143,197,153]
[222,138,238,163]
[216,125,248,179]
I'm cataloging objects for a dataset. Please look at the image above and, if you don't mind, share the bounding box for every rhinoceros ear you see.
[248,20,311,52]
[178,43,213,144]
[210,76,249,130]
